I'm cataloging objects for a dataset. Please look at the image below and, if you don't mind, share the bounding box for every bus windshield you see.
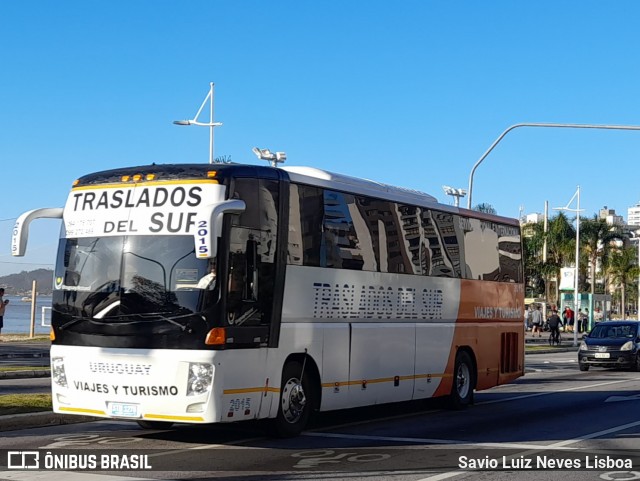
[53,235,217,324]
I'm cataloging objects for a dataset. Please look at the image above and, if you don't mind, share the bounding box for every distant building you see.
[520,212,544,238]
[522,213,544,224]
[628,202,640,227]
[599,206,624,226]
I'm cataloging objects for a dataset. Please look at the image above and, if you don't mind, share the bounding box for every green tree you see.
[522,221,545,297]
[545,213,577,303]
[606,247,639,317]
[473,203,497,214]
[579,216,623,294]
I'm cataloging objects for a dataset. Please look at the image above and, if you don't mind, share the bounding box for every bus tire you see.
[271,361,313,437]
[136,420,174,430]
[448,351,474,410]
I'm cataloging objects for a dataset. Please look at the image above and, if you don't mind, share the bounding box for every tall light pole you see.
[553,186,583,347]
[467,122,640,209]
[173,82,223,164]
[631,230,640,321]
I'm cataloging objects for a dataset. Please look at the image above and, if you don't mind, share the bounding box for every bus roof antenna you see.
[252,147,286,168]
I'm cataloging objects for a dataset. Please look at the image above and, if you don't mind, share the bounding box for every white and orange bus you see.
[12,162,524,436]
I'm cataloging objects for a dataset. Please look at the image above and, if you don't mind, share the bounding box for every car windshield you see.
[590,324,637,339]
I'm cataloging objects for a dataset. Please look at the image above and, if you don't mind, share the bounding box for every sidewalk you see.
[523,329,581,354]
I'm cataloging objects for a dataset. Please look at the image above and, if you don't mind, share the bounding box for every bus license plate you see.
[595,353,610,359]
[108,402,140,418]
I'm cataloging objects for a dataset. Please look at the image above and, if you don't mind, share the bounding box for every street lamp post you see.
[553,186,583,347]
[630,231,640,321]
[173,82,223,164]
[467,122,640,209]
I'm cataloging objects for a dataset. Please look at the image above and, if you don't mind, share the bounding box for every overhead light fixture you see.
[252,147,286,167]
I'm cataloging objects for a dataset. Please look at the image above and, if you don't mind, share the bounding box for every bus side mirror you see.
[195,200,246,259]
[12,207,64,256]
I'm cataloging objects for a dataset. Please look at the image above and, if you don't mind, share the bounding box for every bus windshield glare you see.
[53,235,218,333]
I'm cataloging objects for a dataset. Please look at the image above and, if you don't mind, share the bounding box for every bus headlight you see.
[51,357,68,387]
[187,363,213,396]
[621,341,633,351]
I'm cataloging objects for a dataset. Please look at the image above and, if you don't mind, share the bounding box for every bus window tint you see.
[497,229,522,282]
[287,184,303,265]
[420,210,462,278]
[291,184,323,267]
[397,205,423,275]
[54,236,123,315]
[322,190,364,270]
[122,235,207,313]
[462,218,500,280]
[461,219,522,282]
[226,178,280,331]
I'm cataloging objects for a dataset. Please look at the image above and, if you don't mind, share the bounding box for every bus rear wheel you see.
[136,420,174,430]
[271,361,313,437]
[448,351,474,410]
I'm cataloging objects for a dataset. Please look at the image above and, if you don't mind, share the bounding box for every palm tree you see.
[523,221,545,297]
[606,247,639,317]
[545,212,577,303]
[580,216,622,294]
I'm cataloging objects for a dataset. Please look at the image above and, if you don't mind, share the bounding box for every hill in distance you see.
[0,269,54,296]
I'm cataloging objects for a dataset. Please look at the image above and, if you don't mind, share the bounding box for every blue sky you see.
[2,1,640,276]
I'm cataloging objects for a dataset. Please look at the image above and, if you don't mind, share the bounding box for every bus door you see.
[219,177,283,417]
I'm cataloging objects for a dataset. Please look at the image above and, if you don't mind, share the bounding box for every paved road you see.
[4,351,639,480]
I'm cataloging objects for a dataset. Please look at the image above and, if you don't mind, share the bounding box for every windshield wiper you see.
[58,310,205,334]
[117,311,205,334]
[155,312,194,333]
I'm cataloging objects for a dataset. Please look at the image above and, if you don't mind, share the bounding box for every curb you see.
[0,411,99,432]
[526,347,577,355]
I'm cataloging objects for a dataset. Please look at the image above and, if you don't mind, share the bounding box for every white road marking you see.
[304,432,575,451]
[477,378,630,405]
[413,418,640,481]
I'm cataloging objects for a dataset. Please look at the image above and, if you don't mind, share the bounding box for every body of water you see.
[1,295,52,335]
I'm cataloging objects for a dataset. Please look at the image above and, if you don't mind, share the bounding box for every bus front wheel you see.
[448,351,474,410]
[271,361,313,437]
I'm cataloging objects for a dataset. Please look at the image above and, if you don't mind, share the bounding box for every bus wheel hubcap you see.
[457,364,470,398]
[282,378,306,423]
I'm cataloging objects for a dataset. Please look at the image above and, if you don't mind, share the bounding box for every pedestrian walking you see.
[531,304,544,337]
[563,306,575,333]
[0,287,9,336]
